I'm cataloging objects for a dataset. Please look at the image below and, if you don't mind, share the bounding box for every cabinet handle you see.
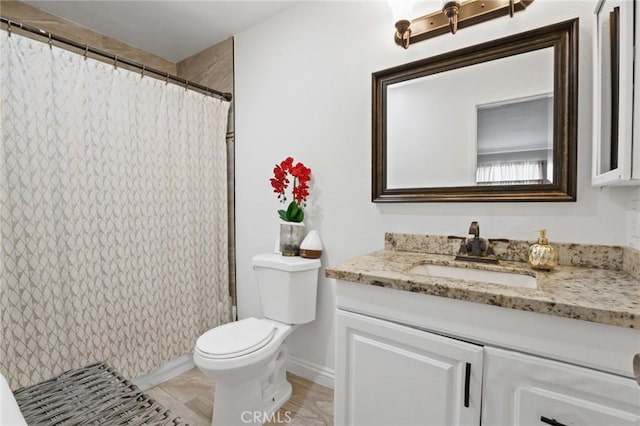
[540,416,567,426]
[464,363,471,408]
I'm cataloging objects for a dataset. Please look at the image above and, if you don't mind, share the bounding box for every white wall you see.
[630,188,640,249]
[234,0,637,378]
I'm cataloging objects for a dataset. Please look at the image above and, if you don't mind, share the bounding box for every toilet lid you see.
[196,317,276,359]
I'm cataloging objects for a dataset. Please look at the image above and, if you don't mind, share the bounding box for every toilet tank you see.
[252,253,321,324]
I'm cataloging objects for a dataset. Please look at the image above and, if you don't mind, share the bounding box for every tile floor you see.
[147,368,333,426]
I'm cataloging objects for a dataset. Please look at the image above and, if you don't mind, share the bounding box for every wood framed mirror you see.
[372,18,578,202]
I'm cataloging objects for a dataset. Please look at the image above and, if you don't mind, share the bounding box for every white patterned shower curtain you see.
[0,31,232,388]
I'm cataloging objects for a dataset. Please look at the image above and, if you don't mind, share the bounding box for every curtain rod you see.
[0,16,233,102]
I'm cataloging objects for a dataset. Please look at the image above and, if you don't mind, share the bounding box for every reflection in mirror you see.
[386,47,554,189]
[476,94,553,185]
[372,18,578,202]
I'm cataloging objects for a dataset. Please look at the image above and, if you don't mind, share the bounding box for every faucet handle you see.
[468,221,480,238]
[448,235,468,255]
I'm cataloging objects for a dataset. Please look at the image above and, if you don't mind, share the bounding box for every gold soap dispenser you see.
[528,229,558,270]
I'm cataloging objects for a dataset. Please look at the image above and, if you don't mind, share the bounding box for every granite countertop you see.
[326,249,640,329]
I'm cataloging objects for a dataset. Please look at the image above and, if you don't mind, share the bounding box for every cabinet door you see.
[592,0,637,185]
[483,346,640,426]
[335,310,483,426]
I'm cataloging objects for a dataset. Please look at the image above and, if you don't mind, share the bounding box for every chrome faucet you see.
[448,221,506,264]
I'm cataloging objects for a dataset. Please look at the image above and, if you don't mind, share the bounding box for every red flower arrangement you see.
[270,157,311,222]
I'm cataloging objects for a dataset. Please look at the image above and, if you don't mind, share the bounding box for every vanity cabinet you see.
[482,347,640,426]
[335,310,483,426]
[592,0,640,185]
[334,281,640,426]
[336,309,640,426]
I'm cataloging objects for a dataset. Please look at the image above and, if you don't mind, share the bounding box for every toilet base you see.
[210,344,291,426]
[263,380,292,423]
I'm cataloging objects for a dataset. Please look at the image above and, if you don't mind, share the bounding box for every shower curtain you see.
[0,30,232,388]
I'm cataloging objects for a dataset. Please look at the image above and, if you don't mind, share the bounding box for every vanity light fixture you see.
[389,0,534,49]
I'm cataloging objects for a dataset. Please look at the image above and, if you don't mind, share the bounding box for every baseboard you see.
[286,355,334,390]
[133,353,195,391]
[133,353,332,391]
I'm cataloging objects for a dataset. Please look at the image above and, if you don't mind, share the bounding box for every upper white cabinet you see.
[592,0,639,185]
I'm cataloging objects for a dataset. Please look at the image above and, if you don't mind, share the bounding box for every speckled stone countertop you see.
[326,235,640,329]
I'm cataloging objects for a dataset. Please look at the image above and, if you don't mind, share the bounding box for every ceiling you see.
[23,1,295,62]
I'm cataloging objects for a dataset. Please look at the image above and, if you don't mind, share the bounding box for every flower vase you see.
[280,222,305,256]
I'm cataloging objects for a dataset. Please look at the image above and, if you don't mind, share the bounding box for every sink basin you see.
[408,264,537,289]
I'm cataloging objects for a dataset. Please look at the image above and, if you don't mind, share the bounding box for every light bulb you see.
[388,0,415,23]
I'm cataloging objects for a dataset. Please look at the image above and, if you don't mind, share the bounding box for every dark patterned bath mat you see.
[13,362,187,425]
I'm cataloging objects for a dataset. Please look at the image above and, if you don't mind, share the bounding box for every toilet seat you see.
[196,317,276,359]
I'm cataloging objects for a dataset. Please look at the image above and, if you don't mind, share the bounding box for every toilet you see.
[194,253,321,426]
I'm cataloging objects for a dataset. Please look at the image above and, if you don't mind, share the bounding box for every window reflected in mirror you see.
[476,94,553,186]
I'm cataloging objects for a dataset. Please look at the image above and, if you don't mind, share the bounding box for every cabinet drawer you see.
[483,346,640,426]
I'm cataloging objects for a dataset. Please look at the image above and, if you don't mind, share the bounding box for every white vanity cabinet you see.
[592,0,640,185]
[482,347,640,426]
[335,310,483,426]
[334,281,640,426]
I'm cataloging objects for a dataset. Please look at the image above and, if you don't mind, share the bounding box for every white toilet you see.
[194,253,321,426]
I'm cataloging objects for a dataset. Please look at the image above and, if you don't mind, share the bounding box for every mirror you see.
[372,19,578,202]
